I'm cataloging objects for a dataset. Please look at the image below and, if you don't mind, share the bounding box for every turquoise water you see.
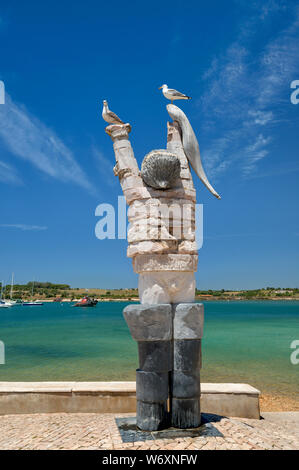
[0,301,298,397]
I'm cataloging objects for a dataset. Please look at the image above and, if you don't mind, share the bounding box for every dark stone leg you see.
[123,302,204,430]
[135,368,170,431]
[171,303,204,429]
[123,304,172,431]
[138,340,172,372]
[136,400,169,431]
[171,370,201,398]
[173,339,201,371]
[171,398,201,429]
[136,370,169,402]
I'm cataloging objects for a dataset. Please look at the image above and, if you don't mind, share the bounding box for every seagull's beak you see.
[158,86,162,89]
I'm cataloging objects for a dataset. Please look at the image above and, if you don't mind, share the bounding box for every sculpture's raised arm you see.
[105,123,143,204]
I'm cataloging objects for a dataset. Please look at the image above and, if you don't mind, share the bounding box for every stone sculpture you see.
[167,104,221,199]
[104,100,220,430]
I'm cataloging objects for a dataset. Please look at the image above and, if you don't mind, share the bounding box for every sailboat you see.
[0,280,12,308]
[3,273,17,306]
[9,273,17,305]
[22,280,43,306]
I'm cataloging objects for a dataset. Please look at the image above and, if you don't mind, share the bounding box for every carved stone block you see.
[173,339,201,371]
[138,272,196,304]
[171,398,201,429]
[173,303,204,339]
[171,370,201,398]
[133,254,198,273]
[123,304,172,341]
[136,370,169,402]
[138,340,172,372]
[137,401,169,431]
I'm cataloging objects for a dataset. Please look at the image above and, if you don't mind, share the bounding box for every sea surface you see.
[0,301,298,398]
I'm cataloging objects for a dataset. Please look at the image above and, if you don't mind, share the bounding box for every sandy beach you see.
[260,394,299,412]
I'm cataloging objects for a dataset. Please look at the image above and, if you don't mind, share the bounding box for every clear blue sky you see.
[0,0,298,289]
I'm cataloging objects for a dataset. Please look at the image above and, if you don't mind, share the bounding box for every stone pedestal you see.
[123,302,204,431]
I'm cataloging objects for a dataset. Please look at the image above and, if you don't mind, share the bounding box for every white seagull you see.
[158,84,191,104]
[102,100,124,125]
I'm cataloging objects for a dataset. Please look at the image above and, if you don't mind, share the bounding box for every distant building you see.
[274,290,292,294]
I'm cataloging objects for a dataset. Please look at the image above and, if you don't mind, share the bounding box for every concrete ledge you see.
[0,382,260,419]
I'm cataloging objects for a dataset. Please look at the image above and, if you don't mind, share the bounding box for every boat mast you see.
[10,273,14,300]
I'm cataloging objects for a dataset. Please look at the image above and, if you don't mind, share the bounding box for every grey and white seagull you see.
[102,100,124,125]
[158,84,191,104]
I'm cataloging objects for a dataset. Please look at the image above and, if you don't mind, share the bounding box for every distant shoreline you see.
[32,297,299,303]
[5,283,299,303]
[0,281,299,302]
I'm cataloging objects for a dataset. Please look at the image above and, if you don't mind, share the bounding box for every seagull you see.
[158,84,191,104]
[102,100,124,125]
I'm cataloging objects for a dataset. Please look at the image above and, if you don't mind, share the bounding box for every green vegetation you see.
[1,282,298,301]
[195,287,299,300]
[97,289,139,300]
[0,282,70,300]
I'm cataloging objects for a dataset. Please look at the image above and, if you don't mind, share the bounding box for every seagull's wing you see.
[168,88,189,98]
[108,110,124,124]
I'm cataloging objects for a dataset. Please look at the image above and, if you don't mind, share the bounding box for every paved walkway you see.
[0,412,298,450]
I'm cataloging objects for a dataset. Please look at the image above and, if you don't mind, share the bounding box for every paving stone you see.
[0,412,298,450]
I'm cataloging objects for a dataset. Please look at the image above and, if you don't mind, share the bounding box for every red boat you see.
[73,296,98,307]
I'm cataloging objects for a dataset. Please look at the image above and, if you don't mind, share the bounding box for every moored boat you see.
[22,279,44,306]
[73,296,98,307]
[22,300,44,306]
[0,281,12,307]
[1,273,18,306]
